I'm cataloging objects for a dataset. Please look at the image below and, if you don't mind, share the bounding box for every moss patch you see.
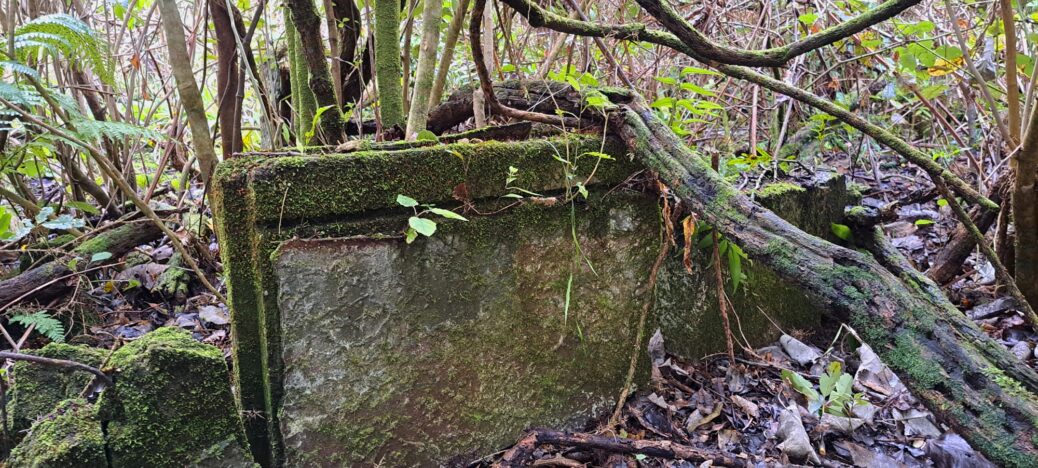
[8,343,105,436]
[9,399,105,468]
[99,327,251,467]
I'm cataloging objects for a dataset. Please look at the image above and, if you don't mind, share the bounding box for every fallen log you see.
[606,93,1038,465]
[0,221,163,307]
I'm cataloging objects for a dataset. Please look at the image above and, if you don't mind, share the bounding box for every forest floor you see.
[474,331,993,467]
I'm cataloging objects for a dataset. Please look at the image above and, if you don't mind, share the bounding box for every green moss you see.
[8,343,105,435]
[99,327,251,467]
[983,366,1033,401]
[883,333,943,389]
[755,181,806,199]
[374,0,404,127]
[8,399,105,468]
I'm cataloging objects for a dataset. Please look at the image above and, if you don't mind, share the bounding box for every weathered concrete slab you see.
[274,199,657,466]
[212,136,850,466]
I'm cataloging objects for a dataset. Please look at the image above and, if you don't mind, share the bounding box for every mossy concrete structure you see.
[213,137,852,466]
[7,329,253,467]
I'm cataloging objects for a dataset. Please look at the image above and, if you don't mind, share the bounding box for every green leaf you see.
[404,227,418,244]
[428,208,468,221]
[66,200,99,215]
[914,219,935,226]
[781,369,820,403]
[90,251,113,262]
[397,194,419,208]
[937,198,949,207]
[680,66,722,76]
[830,223,853,241]
[654,76,677,85]
[581,151,614,160]
[798,12,819,25]
[409,217,437,236]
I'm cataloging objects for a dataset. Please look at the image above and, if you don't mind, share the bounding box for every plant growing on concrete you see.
[396,194,468,243]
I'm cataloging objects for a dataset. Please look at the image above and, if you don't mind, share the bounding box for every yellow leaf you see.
[928,56,964,77]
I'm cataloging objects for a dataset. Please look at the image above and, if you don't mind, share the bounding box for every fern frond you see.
[72,119,163,143]
[0,60,41,80]
[10,311,66,343]
[13,14,114,84]
[0,82,44,107]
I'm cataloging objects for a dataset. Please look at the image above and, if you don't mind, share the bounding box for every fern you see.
[73,119,163,142]
[10,311,66,343]
[9,14,114,84]
[0,82,43,108]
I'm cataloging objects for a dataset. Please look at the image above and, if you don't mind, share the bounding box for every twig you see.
[0,351,113,387]
[493,430,745,467]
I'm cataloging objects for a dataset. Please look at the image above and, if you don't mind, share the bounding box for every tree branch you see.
[0,351,113,387]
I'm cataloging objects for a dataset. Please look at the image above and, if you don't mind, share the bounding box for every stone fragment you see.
[776,404,822,465]
[779,334,821,366]
[8,399,106,468]
[99,327,252,467]
[8,343,104,435]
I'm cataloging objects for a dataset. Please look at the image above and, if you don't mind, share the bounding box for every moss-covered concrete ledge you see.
[212,135,852,466]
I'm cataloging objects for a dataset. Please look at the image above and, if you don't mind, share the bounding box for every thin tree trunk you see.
[285,7,316,141]
[404,0,442,139]
[429,0,470,107]
[208,0,244,158]
[375,0,406,127]
[157,0,219,184]
[284,0,345,143]
[331,0,365,105]
[1015,104,1038,306]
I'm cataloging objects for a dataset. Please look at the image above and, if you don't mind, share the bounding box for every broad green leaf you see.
[90,251,113,262]
[915,219,935,226]
[782,369,820,403]
[680,66,722,76]
[409,217,437,237]
[428,208,468,221]
[405,227,418,244]
[397,194,419,208]
[830,223,853,241]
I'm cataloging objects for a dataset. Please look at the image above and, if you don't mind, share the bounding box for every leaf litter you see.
[475,331,993,467]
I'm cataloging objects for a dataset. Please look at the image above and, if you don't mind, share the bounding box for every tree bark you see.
[374,0,406,127]
[404,0,442,139]
[157,0,219,184]
[284,0,345,143]
[329,0,366,105]
[208,0,244,158]
[927,174,1008,284]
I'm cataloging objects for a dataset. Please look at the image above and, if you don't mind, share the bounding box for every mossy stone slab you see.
[98,327,253,467]
[8,343,105,436]
[8,399,106,468]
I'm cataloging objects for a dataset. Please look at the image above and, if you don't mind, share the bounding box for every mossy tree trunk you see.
[375,0,406,128]
[608,93,1038,466]
[284,8,315,142]
[284,0,345,144]
[404,0,443,139]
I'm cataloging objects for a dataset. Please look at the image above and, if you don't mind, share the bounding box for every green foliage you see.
[10,310,66,343]
[396,194,468,243]
[6,14,114,84]
[782,361,866,416]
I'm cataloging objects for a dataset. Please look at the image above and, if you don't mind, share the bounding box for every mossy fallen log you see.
[0,220,162,306]
[606,93,1038,466]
